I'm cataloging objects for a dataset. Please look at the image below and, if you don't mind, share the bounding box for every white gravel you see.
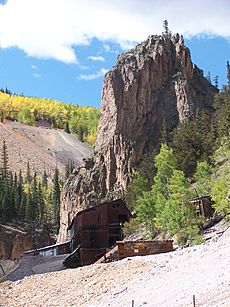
[96,225,230,307]
[0,222,230,307]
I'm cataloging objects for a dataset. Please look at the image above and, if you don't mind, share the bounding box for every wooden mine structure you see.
[64,199,131,267]
[191,196,214,218]
[95,240,174,264]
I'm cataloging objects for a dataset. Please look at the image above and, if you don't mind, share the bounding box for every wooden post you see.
[193,295,196,307]
[132,300,134,307]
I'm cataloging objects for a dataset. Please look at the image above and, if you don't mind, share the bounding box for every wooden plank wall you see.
[117,241,173,259]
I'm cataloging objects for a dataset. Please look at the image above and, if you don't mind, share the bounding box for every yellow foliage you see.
[0,92,100,146]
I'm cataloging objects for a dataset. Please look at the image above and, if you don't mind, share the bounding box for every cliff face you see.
[58,34,217,242]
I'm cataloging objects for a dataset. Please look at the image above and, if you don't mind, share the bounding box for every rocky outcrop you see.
[58,34,217,242]
[0,224,33,260]
[0,224,55,260]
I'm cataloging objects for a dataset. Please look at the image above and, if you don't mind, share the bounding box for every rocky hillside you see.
[58,34,217,242]
[0,121,92,177]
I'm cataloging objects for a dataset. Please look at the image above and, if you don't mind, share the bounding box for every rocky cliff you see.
[58,34,217,242]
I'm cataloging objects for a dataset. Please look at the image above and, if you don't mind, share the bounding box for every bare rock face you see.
[0,224,55,260]
[58,34,217,243]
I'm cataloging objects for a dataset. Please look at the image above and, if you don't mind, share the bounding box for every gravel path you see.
[0,224,229,307]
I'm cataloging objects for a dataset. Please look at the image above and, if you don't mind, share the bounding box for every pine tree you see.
[1,193,8,223]
[64,120,70,134]
[38,182,45,225]
[69,160,75,174]
[42,169,48,188]
[52,167,61,226]
[1,139,9,180]
[160,116,169,144]
[25,186,33,225]
[164,170,201,244]
[214,75,219,89]
[31,172,39,223]
[0,140,12,222]
[227,61,230,88]
[25,161,32,183]
[194,161,212,196]
[19,191,26,221]
[163,20,169,36]
[18,170,24,206]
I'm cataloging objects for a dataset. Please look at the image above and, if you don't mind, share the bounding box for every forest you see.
[0,140,75,235]
[125,67,230,245]
[0,90,100,145]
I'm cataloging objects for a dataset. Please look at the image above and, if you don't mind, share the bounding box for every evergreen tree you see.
[133,144,202,244]
[171,111,215,177]
[25,186,33,225]
[19,191,26,221]
[213,91,230,138]
[0,140,12,222]
[160,116,169,144]
[125,172,149,211]
[37,182,45,225]
[31,172,39,223]
[1,193,8,223]
[153,143,176,196]
[52,167,61,226]
[163,20,169,36]
[214,75,219,89]
[1,139,9,179]
[194,161,212,196]
[210,136,230,218]
[18,170,24,206]
[227,61,230,88]
[164,170,201,244]
[25,161,32,183]
[42,169,48,188]
[64,120,70,134]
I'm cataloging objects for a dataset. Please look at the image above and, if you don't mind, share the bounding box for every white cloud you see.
[0,0,229,63]
[103,44,111,53]
[31,64,41,77]
[78,68,108,80]
[88,55,105,62]
[33,72,41,78]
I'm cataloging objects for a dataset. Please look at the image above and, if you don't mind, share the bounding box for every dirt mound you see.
[0,121,92,176]
[0,222,229,307]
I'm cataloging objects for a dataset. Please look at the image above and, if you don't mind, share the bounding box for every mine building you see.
[64,199,131,267]
[191,196,214,218]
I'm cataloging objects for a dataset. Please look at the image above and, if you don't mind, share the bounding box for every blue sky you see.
[0,0,230,108]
